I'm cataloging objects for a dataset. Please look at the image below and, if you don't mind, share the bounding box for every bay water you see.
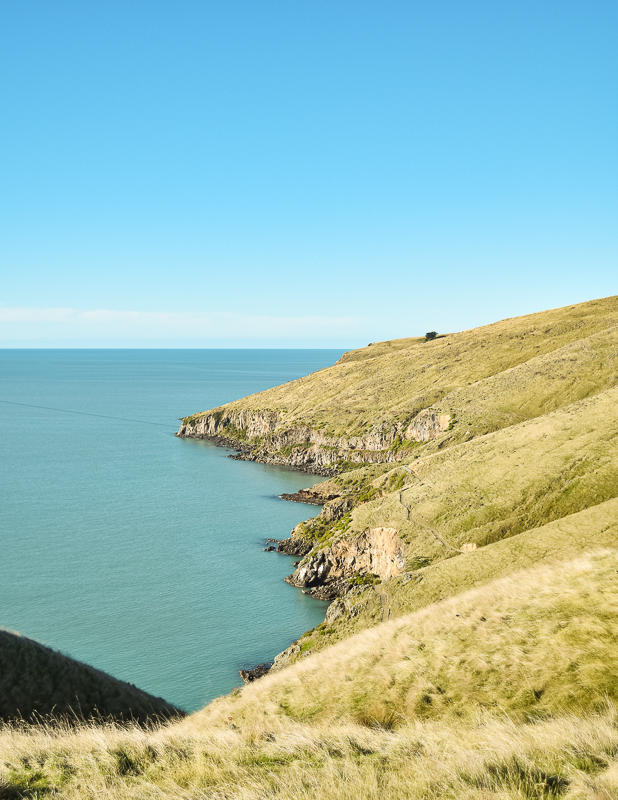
[0,349,344,712]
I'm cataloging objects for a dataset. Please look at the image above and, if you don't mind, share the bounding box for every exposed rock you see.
[239,663,272,684]
[302,578,350,601]
[177,407,451,474]
[264,545,275,552]
[280,488,340,504]
[319,496,354,522]
[287,527,404,591]
[405,409,451,442]
[325,597,347,623]
[270,644,301,673]
[277,537,314,556]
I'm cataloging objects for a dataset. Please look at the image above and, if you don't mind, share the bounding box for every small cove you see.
[0,349,344,712]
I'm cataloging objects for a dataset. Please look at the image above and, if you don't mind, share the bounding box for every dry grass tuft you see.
[3,703,618,797]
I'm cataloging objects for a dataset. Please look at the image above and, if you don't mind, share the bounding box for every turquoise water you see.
[0,350,344,712]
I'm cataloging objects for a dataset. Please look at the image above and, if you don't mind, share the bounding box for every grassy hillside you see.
[4,297,618,798]
[0,630,184,725]
[202,551,618,727]
[179,295,618,470]
[284,496,618,660]
[3,552,618,798]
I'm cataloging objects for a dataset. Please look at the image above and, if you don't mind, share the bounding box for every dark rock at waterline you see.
[240,663,272,684]
[264,545,275,552]
[277,537,313,556]
[301,579,351,601]
[279,489,340,505]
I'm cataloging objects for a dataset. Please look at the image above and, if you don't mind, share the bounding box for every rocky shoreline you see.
[176,407,451,475]
[278,488,339,504]
[176,430,341,476]
[176,416,420,683]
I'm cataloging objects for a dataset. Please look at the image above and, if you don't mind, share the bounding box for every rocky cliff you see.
[284,527,405,600]
[177,407,451,474]
[177,296,618,473]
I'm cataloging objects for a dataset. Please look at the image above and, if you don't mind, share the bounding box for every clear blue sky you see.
[1,1,616,347]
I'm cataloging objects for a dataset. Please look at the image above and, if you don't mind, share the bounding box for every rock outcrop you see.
[177,409,451,474]
[285,527,404,598]
[276,536,314,556]
[239,663,271,684]
[279,488,341,504]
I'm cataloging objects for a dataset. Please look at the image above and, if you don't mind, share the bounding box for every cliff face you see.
[287,527,405,590]
[177,407,451,473]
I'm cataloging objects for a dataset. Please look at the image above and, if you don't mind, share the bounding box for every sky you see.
[1,0,616,348]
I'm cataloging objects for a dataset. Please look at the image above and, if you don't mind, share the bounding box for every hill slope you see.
[3,552,618,798]
[0,630,184,724]
[178,295,618,472]
[3,297,618,797]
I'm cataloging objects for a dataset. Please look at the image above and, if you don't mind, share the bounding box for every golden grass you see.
[345,383,618,565]
[5,711,618,798]
[202,551,618,730]
[298,496,618,656]
[4,551,618,798]
[186,295,618,440]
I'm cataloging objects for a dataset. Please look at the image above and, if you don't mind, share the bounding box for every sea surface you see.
[0,349,344,712]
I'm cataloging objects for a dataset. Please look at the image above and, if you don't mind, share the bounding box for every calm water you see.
[0,349,344,712]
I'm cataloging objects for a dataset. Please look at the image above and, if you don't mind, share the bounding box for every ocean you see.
[0,349,344,712]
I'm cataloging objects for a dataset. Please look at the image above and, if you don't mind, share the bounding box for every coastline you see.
[175,430,340,477]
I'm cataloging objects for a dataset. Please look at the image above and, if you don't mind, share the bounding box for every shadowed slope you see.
[0,630,184,724]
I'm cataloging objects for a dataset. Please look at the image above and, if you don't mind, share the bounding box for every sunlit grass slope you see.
[290,379,618,560]
[4,552,618,798]
[347,384,618,557]
[201,551,618,728]
[183,295,618,445]
[290,497,618,658]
